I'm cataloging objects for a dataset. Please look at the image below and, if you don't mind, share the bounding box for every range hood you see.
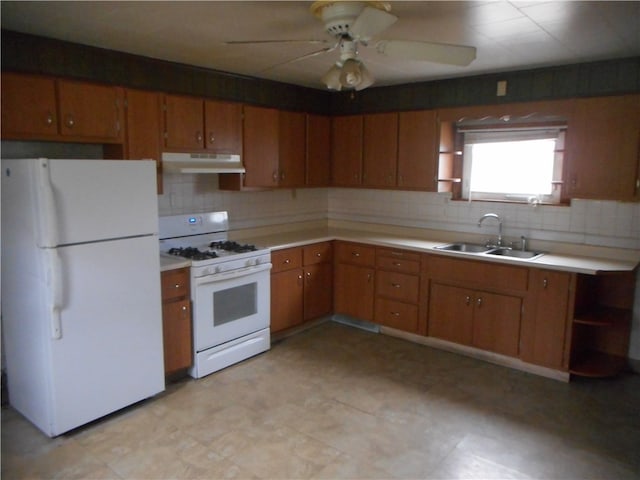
[162,152,245,174]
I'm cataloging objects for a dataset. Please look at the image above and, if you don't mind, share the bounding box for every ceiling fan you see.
[226,1,477,91]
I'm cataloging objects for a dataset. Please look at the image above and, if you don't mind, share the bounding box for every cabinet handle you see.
[477,297,483,307]
[273,171,278,182]
[391,283,401,288]
[174,283,181,288]
[367,273,373,283]
[316,253,322,257]
[209,133,215,143]
[196,131,203,142]
[543,278,548,289]
[45,113,54,126]
[181,306,187,311]
[281,172,286,180]
[465,295,471,305]
[283,259,290,264]
[306,271,311,277]
[393,262,402,267]
[390,312,400,317]
[352,252,360,257]
[65,115,75,128]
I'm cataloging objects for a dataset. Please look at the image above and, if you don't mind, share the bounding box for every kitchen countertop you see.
[235,226,639,275]
[159,253,191,272]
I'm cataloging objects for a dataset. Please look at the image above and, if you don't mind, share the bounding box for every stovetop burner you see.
[168,247,219,261]
[210,240,258,253]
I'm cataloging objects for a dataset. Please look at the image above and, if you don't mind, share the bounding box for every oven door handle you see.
[194,262,272,286]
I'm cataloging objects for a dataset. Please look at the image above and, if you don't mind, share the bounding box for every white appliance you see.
[1,158,165,437]
[159,212,271,379]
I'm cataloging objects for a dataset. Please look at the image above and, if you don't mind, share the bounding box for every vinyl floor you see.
[2,321,640,479]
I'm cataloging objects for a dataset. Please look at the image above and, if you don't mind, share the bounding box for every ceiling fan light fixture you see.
[339,58,362,87]
[354,62,374,90]
[322,64,343,90]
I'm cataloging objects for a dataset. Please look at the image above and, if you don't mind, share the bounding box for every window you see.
[458,125,566,204]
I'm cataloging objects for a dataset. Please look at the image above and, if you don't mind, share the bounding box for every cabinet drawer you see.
[271,247,303,273]
[376,247,421,263]
[376,256,420,274]
[161,268,190,301]
[375,298,419,332]
[429,256,528,292]
[336,242,376,267]
[376,270,419,303]
[303,241,333,265]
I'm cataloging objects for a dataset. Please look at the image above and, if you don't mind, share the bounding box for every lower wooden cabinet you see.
[334,242,376,321]
[161,268,193,375]
[271,242,333,333]
[374,247,422,334]
[521,269,573,370]
[428,282,521,357]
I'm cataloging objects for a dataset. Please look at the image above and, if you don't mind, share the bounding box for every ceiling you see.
[2,1,639,91]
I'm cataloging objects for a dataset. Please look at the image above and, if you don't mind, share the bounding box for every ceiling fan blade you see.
[259,43,338,73]
[224,39,328,45]
[350,6,397,41]
[376,40,476,66]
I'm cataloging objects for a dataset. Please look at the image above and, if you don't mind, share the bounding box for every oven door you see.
[192,263,271,352]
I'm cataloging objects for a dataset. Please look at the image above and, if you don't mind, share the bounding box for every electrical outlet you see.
[496,80,507,96]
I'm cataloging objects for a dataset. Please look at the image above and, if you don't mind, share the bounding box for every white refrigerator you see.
[1,158,165,437]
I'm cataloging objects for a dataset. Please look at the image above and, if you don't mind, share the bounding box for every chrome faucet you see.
[478,213,503,247]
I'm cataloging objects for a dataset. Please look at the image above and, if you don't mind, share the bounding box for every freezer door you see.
[48,235,164,436]
[45,159,158,245]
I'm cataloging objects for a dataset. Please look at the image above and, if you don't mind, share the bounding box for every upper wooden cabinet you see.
[398,110,438,191]
[163,94,242,153]
[243,105,280,187]
[57,80,123,142]
[1,73,58,139]
[204,99,242,154]
[278,110,306,188]
[163,94,204,151]
[119,89,163,192]
[1,73,123,143]
[363,112,398,187]
[565,94,640,201]
[331,115,363,186]
[306,114,331,187]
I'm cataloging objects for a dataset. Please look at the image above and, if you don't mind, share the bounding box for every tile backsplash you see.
[159,174,640,251]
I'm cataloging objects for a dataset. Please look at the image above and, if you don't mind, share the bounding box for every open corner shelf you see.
[573,306,630,327]
[570,351,627,377]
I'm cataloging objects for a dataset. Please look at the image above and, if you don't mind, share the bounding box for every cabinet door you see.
[566,94,640,200]
[428,283,473,345]
[204,99,241,154]
[162,299,192,374]
[1,73,58,139]
[472,292,522,357]
[271,268,304,332]
[279,110,306,187]
[243,105,279,187]
[58,80,123,142]
[306,114,331,186]
[521,269,572,369]
[363,112,398,187]
[304,263,333,321]
[331,115,363,186]
[398,110,438,190]
[164,94,204,150]
[334,263,374,321]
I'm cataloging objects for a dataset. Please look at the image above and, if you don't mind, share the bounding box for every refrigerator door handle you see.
[48,249,64,339]
[35,159,59,248]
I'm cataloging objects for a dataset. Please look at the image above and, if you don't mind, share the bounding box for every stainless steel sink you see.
[486,248,545,259]
[434,243,492,253]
